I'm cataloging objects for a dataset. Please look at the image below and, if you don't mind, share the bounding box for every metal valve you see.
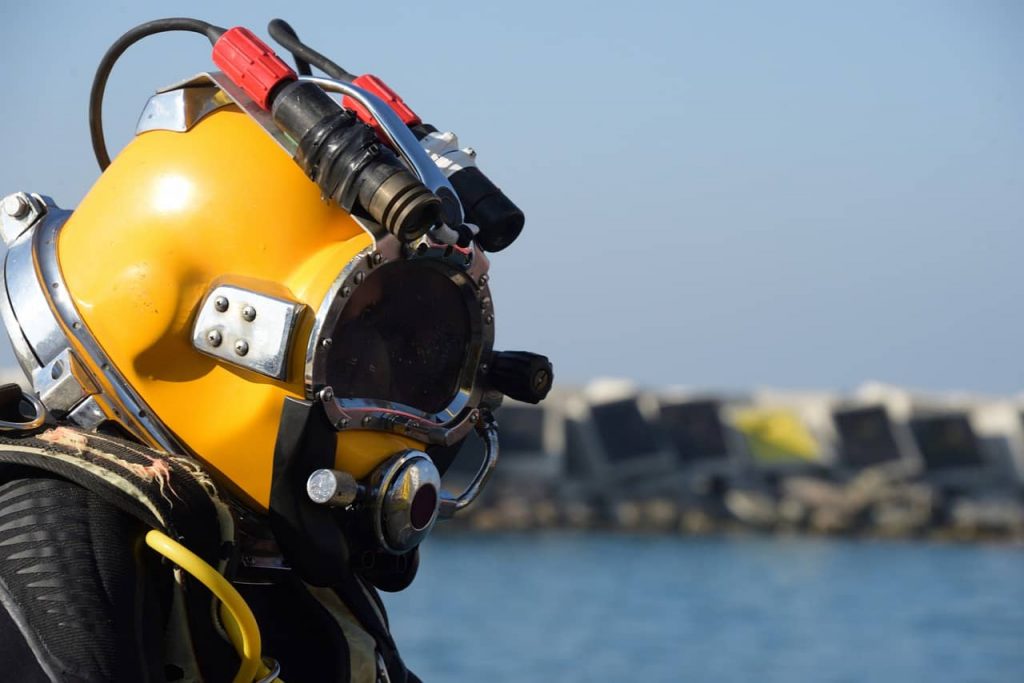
[306,468,360,507]
[487,350,554,404]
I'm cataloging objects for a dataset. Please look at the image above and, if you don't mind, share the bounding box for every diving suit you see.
[0,16,551,683]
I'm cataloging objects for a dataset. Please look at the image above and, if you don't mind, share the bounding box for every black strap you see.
[0,428,239,682]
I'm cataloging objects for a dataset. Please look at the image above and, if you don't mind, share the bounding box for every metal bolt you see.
[318,386,335,402]
[234,339,249,356]
[206,329,223,347]
[362,415,373,427]
[341,286,352,298]
[480,274,489,285]
[214,296,229,312]
[354,271,365,285]
[241,305,257,322]
[485,314,493,325]
[321,338,333,349]
[469,410,480,424]
[3,194,29,219]
[463,147,477,158]
[337,418,350,429]
[372,252,383,266]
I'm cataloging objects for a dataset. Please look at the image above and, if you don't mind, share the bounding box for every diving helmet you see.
[0,18,552,580]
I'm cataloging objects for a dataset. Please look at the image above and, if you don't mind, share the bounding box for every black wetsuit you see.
[0,431,419,683]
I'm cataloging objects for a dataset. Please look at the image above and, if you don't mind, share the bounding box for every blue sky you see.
[1,1,1022,392]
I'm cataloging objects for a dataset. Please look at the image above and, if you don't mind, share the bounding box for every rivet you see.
[318,386,335,402]
[341,286,352,298]
[480,274,489,285]
[2,194,29,219]
[485,314,493,325]
[470,410,480,424]
[362,415,372,427]
[234,339,249,356]
[242,305,257,322]
[338,418,350,429]
[321,338,333,349]
[214,296,229,312]
[354,271,365,285]
[372,252,383,265]
[206,329,223,347]
[464,147,477,158]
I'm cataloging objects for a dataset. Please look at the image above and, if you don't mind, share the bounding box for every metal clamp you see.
[0,390,47,432]
[254,658,281,683]
[438,412,499,519]
[299,76,464,230]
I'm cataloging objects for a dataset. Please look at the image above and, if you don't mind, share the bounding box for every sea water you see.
[383,533,1024,682]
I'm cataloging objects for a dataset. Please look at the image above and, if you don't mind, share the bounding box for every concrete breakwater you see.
[441,380,1024,542]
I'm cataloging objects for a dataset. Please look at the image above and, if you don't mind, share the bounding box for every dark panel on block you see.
[659,400,728,463]
[833,405,902,467]
[909,414,983,470]
[590,399,661,463]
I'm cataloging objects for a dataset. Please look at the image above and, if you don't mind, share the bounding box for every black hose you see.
[267,19,355,83]
[89,18,225,170]
[265,19,311,76]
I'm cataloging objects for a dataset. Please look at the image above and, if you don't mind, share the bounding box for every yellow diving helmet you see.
[0,18,552,583]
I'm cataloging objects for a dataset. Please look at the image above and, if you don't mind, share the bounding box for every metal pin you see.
[306,468,360,507]
[206,329,223,347]
[242,305,257,322]
[234,339,249,356]
[318,386,335,402]
[214,296,229,312]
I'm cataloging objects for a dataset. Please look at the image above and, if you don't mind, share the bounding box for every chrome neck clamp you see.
[0,193,180,450]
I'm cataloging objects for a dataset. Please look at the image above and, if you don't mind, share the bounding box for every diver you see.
[0,17,552,682]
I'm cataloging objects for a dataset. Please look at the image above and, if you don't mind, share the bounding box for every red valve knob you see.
[212,27,296,110]
[343,74,422,135]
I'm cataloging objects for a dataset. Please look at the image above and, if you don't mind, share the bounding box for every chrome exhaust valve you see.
[305,415,501,554]
[369,451,442,554]
[306,450,442,555]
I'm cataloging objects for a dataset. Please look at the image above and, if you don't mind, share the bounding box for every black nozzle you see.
[271,80,441,240]
[448,167,525,252]
[487,351,553,404]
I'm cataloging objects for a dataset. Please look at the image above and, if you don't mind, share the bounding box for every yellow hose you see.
[145,529,283,683]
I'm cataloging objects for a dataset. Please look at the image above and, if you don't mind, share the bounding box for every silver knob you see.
[307,468,360,507]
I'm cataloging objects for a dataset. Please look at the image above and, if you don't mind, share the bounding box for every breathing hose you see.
[144,530,284,683]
